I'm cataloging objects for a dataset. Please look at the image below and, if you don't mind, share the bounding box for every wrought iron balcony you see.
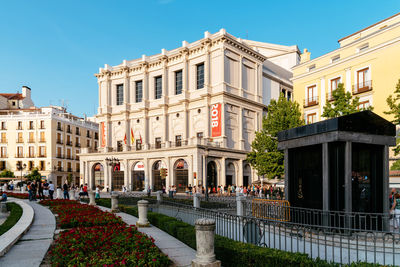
[303,96,319,108]
[352,80,372,95]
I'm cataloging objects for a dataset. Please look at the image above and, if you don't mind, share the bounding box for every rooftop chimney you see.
[22,86,31,98]
[300,48,311,63]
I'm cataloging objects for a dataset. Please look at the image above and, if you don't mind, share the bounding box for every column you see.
[284,149,289,201]
[104,161,110,192]
[320,77,325,119]
[237,160,243,186]
[238,107,244,150]
[205,43,211,89]
[144,158,150,190]
[182,50,189,92]
[205,103,210,138]
[143,65,149,100]
[256,63,262,102]
[344,141,352,213]
[189,155,194,187]
[345,68,352,93]
[322,143,329,211]
[202,154,207,187]
[383,145,389,231]
[193,151,199,187]
[221,103,227,147]
[166,157,172,189]
[109,164,113,192]
[123,159,129,189]
[144,113,149,149]
[123,72,130,105]
[220,157,226,186]
[184,103,189,141]
[239,56,243,96]
[164,108,169,144]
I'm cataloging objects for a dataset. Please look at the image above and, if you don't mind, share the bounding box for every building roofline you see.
[337,12,400,43]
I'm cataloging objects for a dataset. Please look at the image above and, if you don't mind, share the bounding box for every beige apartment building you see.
[0,86,98,187]
[80,29,300,192]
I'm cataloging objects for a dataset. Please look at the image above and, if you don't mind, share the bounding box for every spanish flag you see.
[131,128,135,144]
[124,133,127,145]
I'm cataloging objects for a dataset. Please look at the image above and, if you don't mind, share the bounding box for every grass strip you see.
[0,202,23,236]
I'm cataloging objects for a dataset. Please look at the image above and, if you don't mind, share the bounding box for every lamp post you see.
[16,162,27,191]
[105,157,120,192]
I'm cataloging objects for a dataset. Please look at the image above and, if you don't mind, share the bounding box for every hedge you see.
[117,205,380,267]
[0,202,23,236]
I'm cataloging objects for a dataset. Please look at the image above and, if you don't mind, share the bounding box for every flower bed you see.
[4,192,29,199]
[41,200,170,266]
[40,199,123,229]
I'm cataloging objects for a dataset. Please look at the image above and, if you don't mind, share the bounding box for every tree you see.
[25,168,42,181]
[390,160,400,171]
[0,169,15,178]
[247,94,304,179]
[384,79,400,155]
[322,83,370,119]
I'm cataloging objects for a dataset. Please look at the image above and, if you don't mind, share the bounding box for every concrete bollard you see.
[156,191,163,203]
[21,184,25,193]
[192,218,221,267]
[89,191,96,205]
[236,196,245,217]
[136,200,150,227]
[0,202,7,213]
[56,188,62,199]
[111,192,119,212]
[70,189,76,200]
[193,193,201,209]
[2,185,6,192]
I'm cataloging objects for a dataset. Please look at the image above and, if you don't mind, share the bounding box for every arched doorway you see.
[174,159,188,193]
[243,164,251,187]
[93,163,104,190]
[112,163,124,191]
[131,161,145,191]
[152,160,166,191]
[226,163,236,186]
[207,161,217,189]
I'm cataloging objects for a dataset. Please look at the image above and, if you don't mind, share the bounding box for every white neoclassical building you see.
[80,29,299,192]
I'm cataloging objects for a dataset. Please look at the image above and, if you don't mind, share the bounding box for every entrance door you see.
[132,162,145,191]
[207,161,217,189]
[175,159,188,193]
[153,160,165,191]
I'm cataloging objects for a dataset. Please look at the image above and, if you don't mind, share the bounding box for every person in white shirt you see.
[48,181,55,200]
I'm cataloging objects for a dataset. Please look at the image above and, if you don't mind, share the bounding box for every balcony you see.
[352,80,372,95]
[76,130,80,136]
[171,140,188,147]
[28,126,34,130]
[94,135,98,140]
[65,155,72,160]
[66,128,72,134]
[39,139,46,143]
[151,142,165,149]
[57,126,63,131]
[28,139,35,143]
[57,167,63,172]
[326,92,335,102]
[15,154,24,158]
[28,154,35,158]
[76,168,80,172]
[0,139,7,143]
[75,143,81,147]
[56,154,64,159]
[67,167,72,172]
[303,96,319,108]
[38,154,46,158]
[0,154,7,158]
[66,141,73,146]
[86,133,91,138]
[56,139,63,145]
[16,139,24,143]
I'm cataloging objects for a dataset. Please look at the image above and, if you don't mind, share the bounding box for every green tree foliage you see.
[0,169,15,178]
[384,79,400,155]
[322,83,371,119]
[247,94,304,179]
[390,160,400,171]
[25,168,42,181]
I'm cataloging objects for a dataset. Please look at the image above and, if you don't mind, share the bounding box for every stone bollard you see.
[70,189,76,200]
[0,202,7,213]
[192,218,221,267]
[156,191,163,203]
[111,192,119,212]
[56,188,62,199]
[136,200,150,227]
[193,193,201,209]
[21,184,25,193]
[236,196,246,217]
[89,191,96,205]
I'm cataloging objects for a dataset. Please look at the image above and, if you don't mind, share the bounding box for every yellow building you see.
[293,12,400,124]
[0,87,98,187]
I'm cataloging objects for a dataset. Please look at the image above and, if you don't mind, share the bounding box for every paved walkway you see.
[98,206,196,267]
[0,200,55,267]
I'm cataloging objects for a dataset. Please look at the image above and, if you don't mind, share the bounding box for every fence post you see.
[194,193,201,209]
[156,191,163,203]
[111,192,119,212]
[192,218,221,267]
[236,196,245,217]
[89,191,96,205]
[137,200,150,227]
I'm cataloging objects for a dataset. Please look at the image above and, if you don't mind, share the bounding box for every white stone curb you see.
[0,198,34,257]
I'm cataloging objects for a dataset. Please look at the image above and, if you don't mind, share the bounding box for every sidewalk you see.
[98,206,196,267]
[0,200,55,267]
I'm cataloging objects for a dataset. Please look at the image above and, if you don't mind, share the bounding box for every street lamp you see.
[16,162,27,191]
[105,157,120,192]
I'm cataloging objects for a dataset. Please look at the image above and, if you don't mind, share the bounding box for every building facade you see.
[293,12,400,124]
[0,87,98,187]
[80,29,299,192]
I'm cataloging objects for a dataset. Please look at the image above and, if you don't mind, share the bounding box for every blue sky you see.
[0,0,399,117]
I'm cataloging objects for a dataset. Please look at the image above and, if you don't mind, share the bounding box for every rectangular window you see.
[40,161,45,171]
[306,85,317,106]
[155,137,161,149]
[175,135,182,147]
[357,68,369,89]
[175,70,183,95]
[29,132,34,143]
[18,121,22,130]
[196,63,204,89]
[1,122,5,130]
[40,132,45,142]
[17,132,23,143]
[39,146,46,157]
[136,139,142,150]
[331,77,341,91]
[358,100,370,110]
[29,121,34,130]
[287,91,292,101]
[155,76,162,99]
[17,147,23,158]
[308,64,316,72]
[29,146,34,158]
[307,113,316,124]
[1,133,6,143]
[135,81,143,103]
[117,141,123,152]
[116,84,124,105]
[28,161,34,170]
[1,147,6,158]
[40,120,45,129]
[76,127,80,135]
[57,122,62,131]
[358,43,369,52]
[331,55,340,63]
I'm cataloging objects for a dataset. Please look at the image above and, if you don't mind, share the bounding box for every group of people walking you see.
[26,180,55,201]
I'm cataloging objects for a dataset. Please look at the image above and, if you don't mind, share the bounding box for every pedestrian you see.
[43,180,49,200]
[48,181,55,200]
[31,181,37,201]
[391,192,400,229]
[147,185,151,197]
[95,186,100,199]
[83,184,88,198]
[27,182,33,201]
[38,180,44,200]
[63,181,70,199]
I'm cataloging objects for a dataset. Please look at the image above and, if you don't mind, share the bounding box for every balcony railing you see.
[39,139,46,143]
[67,167,72,172]
[56,154,64,159]
[76,130,80,136]
[65,155,72,160]
[15,154,24,158]
[66,141,73,146]
[66,128,72,134]
[57,167,63,172]
[326,92,335,102]
[0,139,7,143]
[16,139,24,143]
[56,139,63,144]
[352,80,372,95]
[28,139,35,143]
[57,126,63,131]
[75,143,81,147]
[0,154,7,158]
[303,96,319,108]
[38,154,46,158]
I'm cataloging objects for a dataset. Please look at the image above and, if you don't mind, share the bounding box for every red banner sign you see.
[211,103,222,137]
[101,122,106,148]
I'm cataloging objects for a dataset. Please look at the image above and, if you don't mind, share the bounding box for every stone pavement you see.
[0,200,55,267]
[98,206,196,267]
